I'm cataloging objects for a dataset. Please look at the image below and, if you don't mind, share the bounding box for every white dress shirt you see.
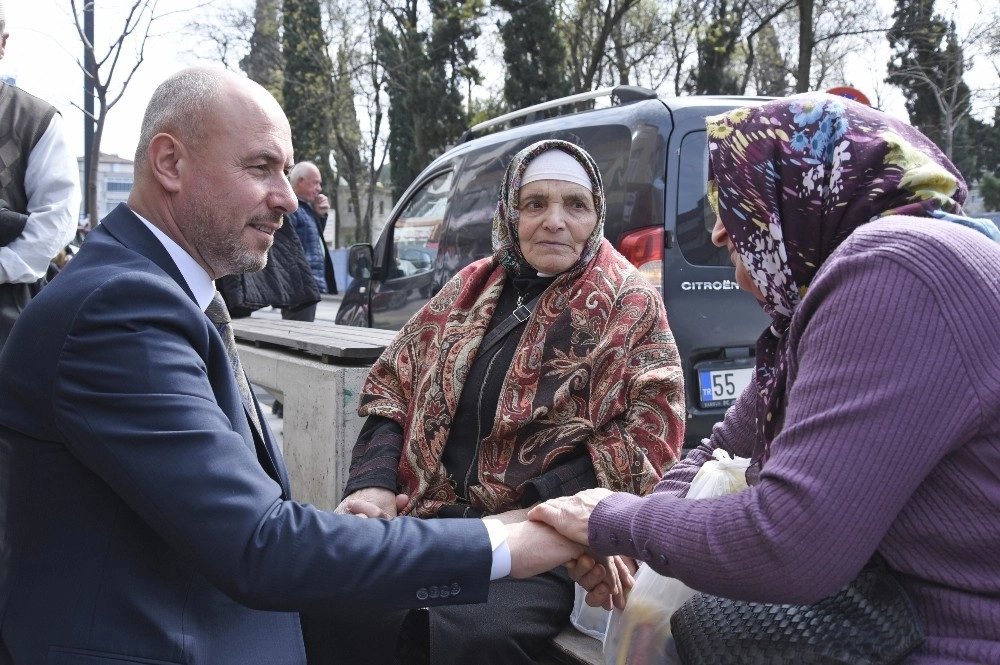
[0,113,81,283]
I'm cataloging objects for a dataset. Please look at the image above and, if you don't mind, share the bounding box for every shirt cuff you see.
[483,518,511,580]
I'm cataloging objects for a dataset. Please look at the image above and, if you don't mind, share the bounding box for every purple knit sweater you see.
[589,217,1000,663]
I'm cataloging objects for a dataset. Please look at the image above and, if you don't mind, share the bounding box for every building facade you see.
[77,152,135,223]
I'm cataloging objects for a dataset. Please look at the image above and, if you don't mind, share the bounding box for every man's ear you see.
[147,133,185,194]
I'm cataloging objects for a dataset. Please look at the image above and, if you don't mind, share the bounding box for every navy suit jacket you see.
[0,205,492,664]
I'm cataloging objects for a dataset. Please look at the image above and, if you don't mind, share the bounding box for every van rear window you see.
[676,131,731,267]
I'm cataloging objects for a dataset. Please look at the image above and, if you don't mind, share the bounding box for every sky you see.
[0,0,216,160]
[1,0,996,163]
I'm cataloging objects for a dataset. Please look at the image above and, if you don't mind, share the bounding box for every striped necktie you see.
[205,291,262,434]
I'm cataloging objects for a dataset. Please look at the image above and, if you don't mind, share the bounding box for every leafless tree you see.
[69,0,194,226]
[558,0,645,93]
[324,0,392,245]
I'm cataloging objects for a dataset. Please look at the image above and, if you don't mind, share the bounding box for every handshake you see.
[336,487,629,610]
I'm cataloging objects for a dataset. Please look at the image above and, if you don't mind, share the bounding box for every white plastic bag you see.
[601,448,751,665]
[570,582,612,640]
[602,564,696,665]
[687,448,751,499]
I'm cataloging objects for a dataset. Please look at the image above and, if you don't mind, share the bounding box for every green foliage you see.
[885,0,968,150]
[691,0,745,94]
[282,0,335,183]
[379,0,484,199]
[981,171,1000,211]
[751,22,791,96]
[240,0,284,105]
[430,0,484,140]
[468,93,506,127]
[494,0,571,111]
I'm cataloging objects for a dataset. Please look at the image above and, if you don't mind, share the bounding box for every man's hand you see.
[527,487,612,545]
[313,193,330,218]
[334,488,408,519]
[504,520,585,579]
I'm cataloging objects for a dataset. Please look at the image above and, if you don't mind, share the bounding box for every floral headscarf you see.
[492,139,606,276]
[706,93,975,467]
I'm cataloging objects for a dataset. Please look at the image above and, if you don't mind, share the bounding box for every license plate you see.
[698,367,753,408]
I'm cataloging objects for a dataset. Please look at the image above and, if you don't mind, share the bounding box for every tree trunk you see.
[87,104,107,228]
[796,0,814,93]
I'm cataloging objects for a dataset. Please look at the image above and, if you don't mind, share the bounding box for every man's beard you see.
[193,212,278,277]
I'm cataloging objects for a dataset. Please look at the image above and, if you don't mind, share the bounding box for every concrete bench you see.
[542,625,603,665]
[233,318,396,507]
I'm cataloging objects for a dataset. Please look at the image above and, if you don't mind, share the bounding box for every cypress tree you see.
[240,0,284,105]
[282,0,335,186]
[379,0,482,198]
[494,0,571,111]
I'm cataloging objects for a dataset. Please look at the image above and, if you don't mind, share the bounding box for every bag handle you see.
[478,293,540,356]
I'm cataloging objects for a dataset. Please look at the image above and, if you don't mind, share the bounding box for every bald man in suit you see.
[0,66,583,665]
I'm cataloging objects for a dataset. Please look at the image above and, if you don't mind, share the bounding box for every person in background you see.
[0,0,80,349]
[215,215,321,319]
[310,139,685,665]
[285,161,336,324]
[0,66,587,665]
[531,94,1000,664]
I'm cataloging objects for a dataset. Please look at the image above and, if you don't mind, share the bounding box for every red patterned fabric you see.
[359,238,685,517]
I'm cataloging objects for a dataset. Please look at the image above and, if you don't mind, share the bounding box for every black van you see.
[337,86,771,448]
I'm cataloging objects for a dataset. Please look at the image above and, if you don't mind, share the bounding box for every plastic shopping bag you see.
[602,448,751,665]
[570,582,612,641]
[687,448,751,499]
[603,564,697,665]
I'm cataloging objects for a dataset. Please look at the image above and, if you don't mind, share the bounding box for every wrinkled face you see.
[711,216,764,301]
[516,179,597,274]
[176,84,296,278]
[293,166,322,203]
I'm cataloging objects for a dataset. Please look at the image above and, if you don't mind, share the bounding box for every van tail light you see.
[618,226,663,290]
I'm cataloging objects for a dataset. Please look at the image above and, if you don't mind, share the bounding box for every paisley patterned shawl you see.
[359,140,685,517]
[706,93,975,466]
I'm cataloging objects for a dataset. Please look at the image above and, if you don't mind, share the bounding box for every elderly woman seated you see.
[302,140,685,665]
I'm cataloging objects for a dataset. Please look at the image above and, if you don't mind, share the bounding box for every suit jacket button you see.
[439,585,450,598]
[416,588,429,601]
[451,582,461,595]
[429,585,440,599]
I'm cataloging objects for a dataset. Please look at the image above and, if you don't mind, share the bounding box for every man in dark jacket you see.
[0,65,583,665]
[216,219,320,319]
[286,161,337,323]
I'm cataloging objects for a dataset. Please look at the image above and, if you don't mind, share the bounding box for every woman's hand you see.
[334,488,409,519]
[567,554,637,610]
[527,487,612,545]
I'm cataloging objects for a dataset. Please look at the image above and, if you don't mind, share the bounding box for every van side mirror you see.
[347,244,375,279]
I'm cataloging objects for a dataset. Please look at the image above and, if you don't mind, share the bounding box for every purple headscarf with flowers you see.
[706,92,978,468]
